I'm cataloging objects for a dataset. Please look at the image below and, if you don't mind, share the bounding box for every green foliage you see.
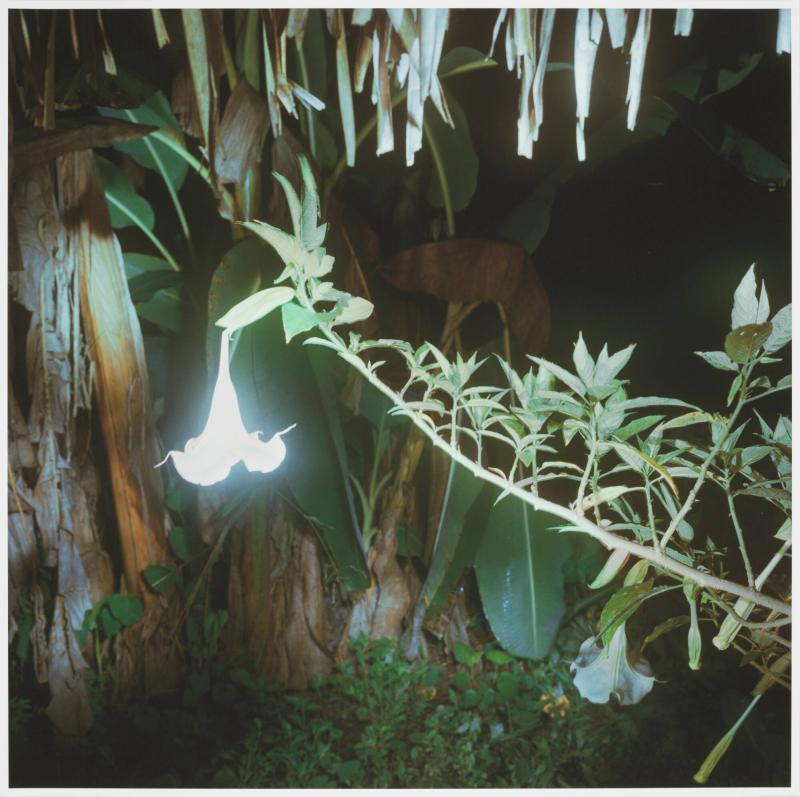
[475,502,571,659]
[212,637,614,788]
[98,91,189,191]
[75,594,144,648]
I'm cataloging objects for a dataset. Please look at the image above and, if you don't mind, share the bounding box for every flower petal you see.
[240,425,296,474]
[164,447,237,486]
[570,624,655,706]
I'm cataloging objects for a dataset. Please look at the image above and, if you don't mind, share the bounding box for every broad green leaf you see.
[663,92,789,189]
[99,91,189,190]
[282,302,334,342]
[598,581,653,645]
[127,270,182,303]
[613,396,699,412]
[100,607,122,637]
[615,414,664,441]
[216,286,295,331]
[168,526,204,562]
[244,309,369,591]
[332,296,374,326]
[695,350,738,372]
[108,594,144,627]
[439,46,496,76]
[453,641,482,666]
[658,411,714,431]
[475,500,570,659]
[640,615,689,652]
[425,88,478,212]
[96,155,155,230]
[588,549,629,589]
[606,442,678,497]
[422,461,490,616]
[143,564,177,593]
[764,304,791,353]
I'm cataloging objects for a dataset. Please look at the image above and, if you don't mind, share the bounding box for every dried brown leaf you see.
[379,239,551,354]
[215,78,269,184]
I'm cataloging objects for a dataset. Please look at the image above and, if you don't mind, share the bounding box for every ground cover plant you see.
[8,7,791,790]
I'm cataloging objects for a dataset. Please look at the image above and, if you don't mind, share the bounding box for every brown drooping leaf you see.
[182,9,219,176]
[12,120,156,179]
[215,78,269,184]
[171,66,203,139]
[379,239,551,355]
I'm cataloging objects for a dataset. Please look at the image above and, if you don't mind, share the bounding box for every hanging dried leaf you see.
[151,9,171,48]
[95,10,117,75]
[171,66,203,139]
[574,9,604,161]
[182,10,218,168]
[373,19,394,155]
[626,9,653,131]
[379,239,551,355]
[215,77,269,184]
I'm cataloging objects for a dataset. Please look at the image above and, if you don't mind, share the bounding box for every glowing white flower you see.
[157,329,294,486]
[570,623,655,706]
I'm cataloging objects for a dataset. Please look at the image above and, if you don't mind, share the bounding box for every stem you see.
[423,120,455,238]
[307,328,790,616]
[644,472,658,549]
[575,430,597,516]
[660,363,753,549]
[103,191,181,272]
[724,472,754,587]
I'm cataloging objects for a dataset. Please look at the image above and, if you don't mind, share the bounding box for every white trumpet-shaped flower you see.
[157,329,294,486]
[570,623,655,706]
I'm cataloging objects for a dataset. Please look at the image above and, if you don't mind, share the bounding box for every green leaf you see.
[615,414,664,441]
[475,500,571,659]
[572,332,595,385]
[127,270,182,303]
[332,296,374,326]
[143,564,177,593]
[282,302,333,342]
[527,356,586,397]
[108,594,144,627]
[453,641,482,667]
[598,581,653,645]
[244,310,369,591]
[99,607,122,637]
[96,154,155,230]
[168,526,204,562]
[640,615,689,652]
[764,304,791,353]
[439,46,496,76]
[731,264,759,329]
[98,91,189,190]
[727,372,743,406]
[425,88,478,212]
[582,485,639,511]
[695,350,738,372]
[422,461,490,616]
[588,549,629,589]
[216,286,295,331]
[485,649,515,666]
